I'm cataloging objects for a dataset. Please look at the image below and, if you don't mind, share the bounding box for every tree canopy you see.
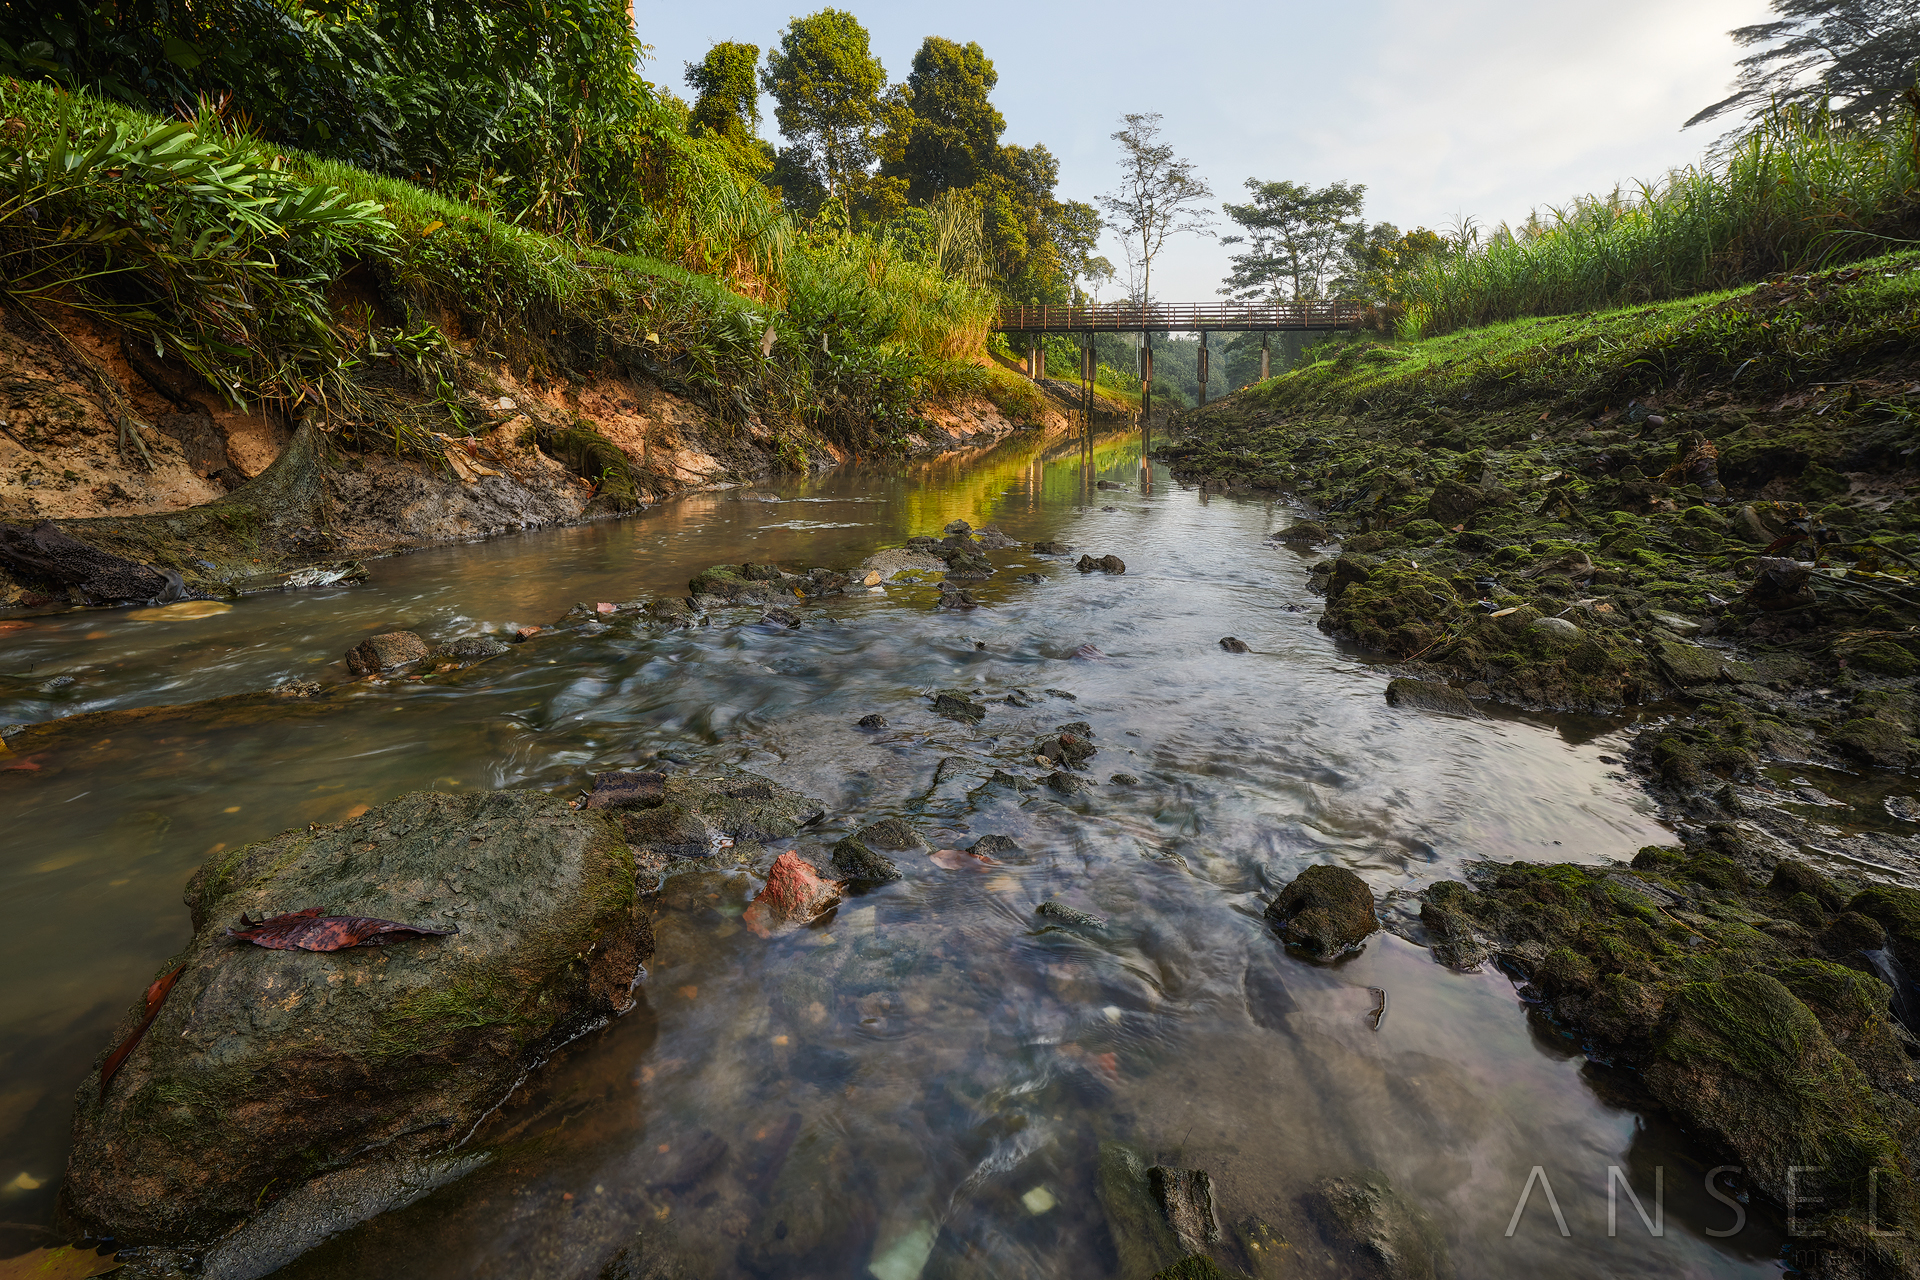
[1219,179,1363,302]
[761,9,894,212]
[879,37,1005,203]
[1098,112,1213,306]
[1688,0,1920,129]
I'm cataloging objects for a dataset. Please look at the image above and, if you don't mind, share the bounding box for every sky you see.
[636,0,1767,302]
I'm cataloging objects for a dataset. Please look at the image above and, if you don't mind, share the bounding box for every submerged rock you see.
[616,769,825,860]
[932,691,987,722]
[1265,865,1378,958]
[856,713,888,730]
[1076,553,1126,574]
[1307,1170,1453,1280]
[744,851,841,935]
[1036,900,1106,929]
[832,835,903,889]
[1032,540,1073,554]
[583,770,667,810]
[64,789,647,1249]
[423,634,510,672]
[1096,1143,1183,1279]
[1149,1166,1220,1254]
[1218,636,1251,653]
[344,630,431,675]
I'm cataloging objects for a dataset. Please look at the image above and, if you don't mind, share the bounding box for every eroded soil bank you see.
[0,298,1091,610]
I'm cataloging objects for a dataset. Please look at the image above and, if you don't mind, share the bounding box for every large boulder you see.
[63,789,647,1249]
[1265,865,1378,958]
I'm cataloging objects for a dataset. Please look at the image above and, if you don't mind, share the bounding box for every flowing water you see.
[0,429,1789,1276]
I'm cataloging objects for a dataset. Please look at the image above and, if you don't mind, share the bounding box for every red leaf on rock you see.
[226,907,458,951]
[100,963,186,1089]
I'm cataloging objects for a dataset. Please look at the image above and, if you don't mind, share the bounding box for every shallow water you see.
[0,428,1786,1275]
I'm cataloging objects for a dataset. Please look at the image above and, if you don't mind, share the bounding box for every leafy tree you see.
[761,9,895,212]
[878,36,1005,202]
[1688,0,1920,129]
[686,42,761,142]
[1336,222,1449,303]
[686,41,774,177]
[1097,112,1213,306]
[1219,179,1365,302]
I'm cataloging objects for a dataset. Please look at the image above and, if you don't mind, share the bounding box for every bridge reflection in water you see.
[993,302,1368,487]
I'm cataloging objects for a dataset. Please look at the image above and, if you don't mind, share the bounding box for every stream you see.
[0,428,1791,1276]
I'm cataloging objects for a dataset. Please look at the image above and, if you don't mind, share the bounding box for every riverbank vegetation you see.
[0,2,1123,469]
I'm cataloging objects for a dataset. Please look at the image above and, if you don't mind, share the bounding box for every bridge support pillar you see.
[1139,332,1153,490]
[1261,332,1270,383]
[1198,332,1209,407]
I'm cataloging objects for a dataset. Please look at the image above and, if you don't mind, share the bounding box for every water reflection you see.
[0,428,1745,1277]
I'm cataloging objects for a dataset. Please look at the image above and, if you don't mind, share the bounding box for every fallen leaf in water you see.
[595,602,614,613]
[225,907,457,951]
[125,601,232,621]
[0,1244,124,1279]
[930,848,1000,871]
[1489,607,1519,618]
[1,756,39,770]
[0,621,33,632]
[100,964,186,1088]
[5,1171,41,1191]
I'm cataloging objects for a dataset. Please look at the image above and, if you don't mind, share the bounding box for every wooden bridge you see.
[992,301,1367,334]
[996,301,1368,427]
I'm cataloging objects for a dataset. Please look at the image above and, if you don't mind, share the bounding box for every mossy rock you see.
[68,790,646,1248]
[1646,973,1917,1236]
[1321,559,1463,657]
[1849,885,1920,976]
[1306,1169,1454,1280]
[1266,865,1378,959]
[1852,641,1919,677]
[1830,717,1911,768]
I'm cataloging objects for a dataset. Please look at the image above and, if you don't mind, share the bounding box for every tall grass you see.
[1404,100,1920,337]
[0,79,999,458]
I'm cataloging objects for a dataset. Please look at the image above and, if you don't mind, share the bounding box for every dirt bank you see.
[0,302,1060,608]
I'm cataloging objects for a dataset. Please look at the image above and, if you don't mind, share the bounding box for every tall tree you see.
[761,9,892,211]
[878,36,1006,202]
[1219,179,1365,302]
[1688,0,1920,129]
[1097,113,1213,306]
[686,42,762,143]
[1335,222,1449,303]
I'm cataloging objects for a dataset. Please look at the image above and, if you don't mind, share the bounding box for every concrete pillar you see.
[1198,332,1209,407]
[1261,332,1271,382]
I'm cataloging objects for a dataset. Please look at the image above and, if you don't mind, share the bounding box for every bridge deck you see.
[994,302,1365,333]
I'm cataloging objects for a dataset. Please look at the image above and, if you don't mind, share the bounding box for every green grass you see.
[1404,103,1920,337]
[0,79,998,459]
[1231,249,1920,419]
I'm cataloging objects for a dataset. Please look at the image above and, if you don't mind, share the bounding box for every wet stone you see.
[344,630,430,675]
[65,790,647,1250]
[856,817,927,851]
[1218,636,1251,653]
[584,770,667,810]
[761,607,801,628]
[856,714,888,730]
[620,770,825,859]
[424,635,510,671]
[831,836,903,889]
[1031,540,1073,554]
[1149,1166,1221,1253]
[1043,770,1088,795]
[1076,553,1127,574]
[1036,900,1106,929]
[969,834,1020,857]
[1383,678,1476,717]
[1266,864,1379,959]
[1110,773,1140,785]
[1096,1142,1183,1279]
[932,691,987,722]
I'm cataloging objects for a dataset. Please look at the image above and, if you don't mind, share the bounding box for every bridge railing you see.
[993,301,1367,332]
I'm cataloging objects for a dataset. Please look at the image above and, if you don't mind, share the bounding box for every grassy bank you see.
[0,79,999,463]
[1400,102,1920,337]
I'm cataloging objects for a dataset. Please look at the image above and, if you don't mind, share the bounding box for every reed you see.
[1403,101,1920,337]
